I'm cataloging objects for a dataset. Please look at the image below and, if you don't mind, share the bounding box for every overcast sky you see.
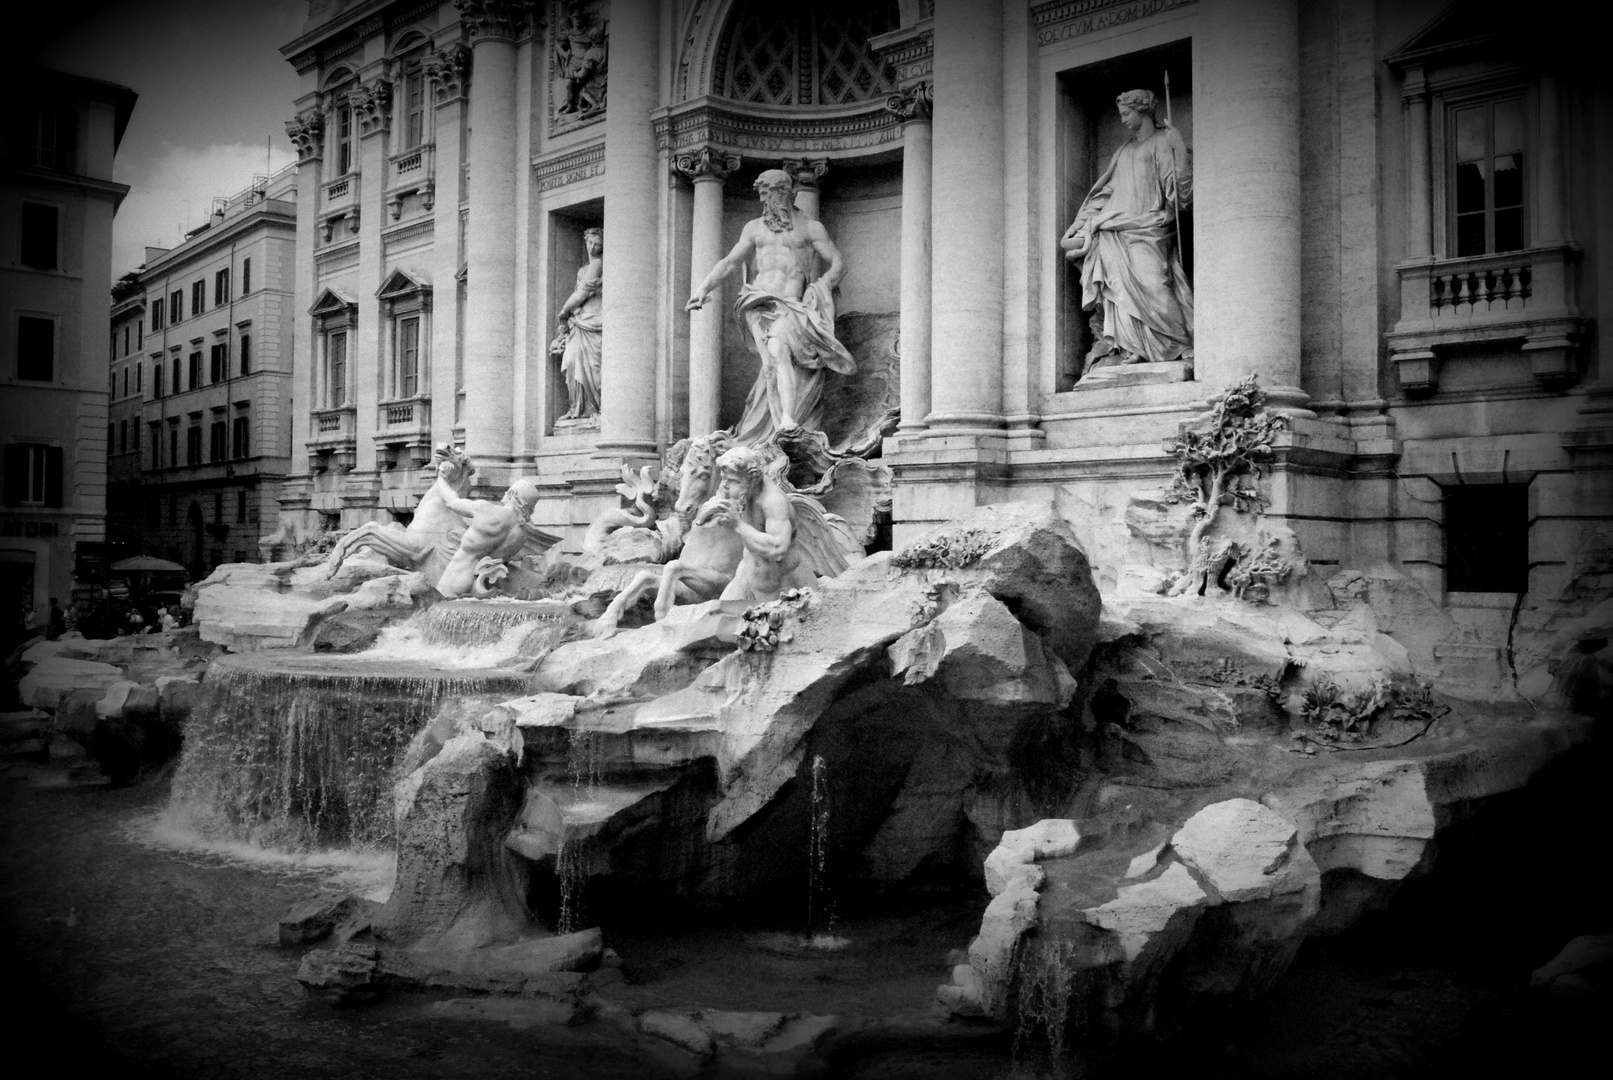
[30,0,307,276]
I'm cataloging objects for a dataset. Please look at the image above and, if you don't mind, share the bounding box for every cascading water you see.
[805,753,844,947]
[411,598,577,648]
[168,653,532,849]
[557,727,605,933]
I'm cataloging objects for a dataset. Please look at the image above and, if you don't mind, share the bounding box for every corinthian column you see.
[675,147,741,437]
[926,0,1004,432]
[782,158,829,221]
[456,0,532,466]
[888,83,933,433]
[1194,0,1310,413]
[596,1,660,459]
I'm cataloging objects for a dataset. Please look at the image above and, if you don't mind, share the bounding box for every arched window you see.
[716,2,898,108]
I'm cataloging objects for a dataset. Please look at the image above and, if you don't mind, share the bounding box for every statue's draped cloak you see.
[560,268,602,416]
[1073,126,1195,366]
[731,279,856,446]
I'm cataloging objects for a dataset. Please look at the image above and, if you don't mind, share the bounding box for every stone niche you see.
[1053,38,1193,392]
[545,199,604,435]
[717,157,904,440]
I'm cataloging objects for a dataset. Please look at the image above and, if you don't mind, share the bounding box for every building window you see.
[336,101,354,175]
[189,351,202,390]
[16,315,54,381]
[170,289,183,322]
[186,426,201,465]
[169,428,178,468]
[191,280,206,316]
[214,492,224,522]
[214,268,230,306]
[402,68,426,149]
[119,420,128,454]
[122,368,129,397]
[1444,484,1528,593]
[153,362,164,398]
[151,298,164,330]
[123,326,131,356]
[133,421,140,451]
[2,443,62,507]
[136,362,142,392]
[236,490,248,523]
[210,342,227,383]
[150,423,161,467]
[210,421,227,462]
[137,320,143,349]
[172,357,182,395]
[1451,96,1525,257]
[20,202,58,270]
[326,330,348,407]
[28,107,76,172]
[232,415,250,459]
[107,423,114,453]
[396,315,421,397]
[239,334,252,375]
[241,258,251,294]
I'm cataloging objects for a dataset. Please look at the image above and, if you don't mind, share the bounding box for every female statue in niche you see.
[550,225,603,419]
[1061,88,1194,376]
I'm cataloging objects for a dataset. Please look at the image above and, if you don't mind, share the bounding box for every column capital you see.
[885,81,933,124]
[349,79,392,137]
[454,0,537,43]
[424,43,472,105]
[673,146,741,184]
[781,158,829,192]
[286,110,324,161]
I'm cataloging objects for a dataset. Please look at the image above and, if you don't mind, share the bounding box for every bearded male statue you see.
[687,169,855,445]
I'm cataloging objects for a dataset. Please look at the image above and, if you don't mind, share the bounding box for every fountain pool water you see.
[169,652,533,849]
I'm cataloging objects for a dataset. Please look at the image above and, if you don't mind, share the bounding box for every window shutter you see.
[44,446,64,507]
[2,446,24,507]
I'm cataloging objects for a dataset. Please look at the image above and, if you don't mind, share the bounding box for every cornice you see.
[651,96,901,159]
[1030,0,1198,48]
[531,140,605,192]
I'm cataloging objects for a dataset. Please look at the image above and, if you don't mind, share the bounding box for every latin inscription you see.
[1034,0,1197,46]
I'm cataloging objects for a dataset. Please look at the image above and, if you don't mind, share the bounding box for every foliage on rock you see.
[1166,376,1290,598]
[890,528,999,571]
[736,588,810,652]
[1299,676,1445,744]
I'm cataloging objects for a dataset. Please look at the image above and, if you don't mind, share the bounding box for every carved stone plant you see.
[1166,375,1289,597]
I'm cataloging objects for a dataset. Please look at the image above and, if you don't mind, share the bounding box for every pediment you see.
[308,286,357,317]
[377,267,431,301]
[1386,1,1509,69]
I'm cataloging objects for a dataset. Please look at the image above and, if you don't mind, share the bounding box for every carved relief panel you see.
[549,0,609,135]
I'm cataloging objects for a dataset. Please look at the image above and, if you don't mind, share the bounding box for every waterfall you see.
[556,727,604,933]
[169,654,532,850]
[411,598,576,646]
[806,753,838,943]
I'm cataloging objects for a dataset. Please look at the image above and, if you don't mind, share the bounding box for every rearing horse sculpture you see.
[323,445,476,581]
[592,432,744,638]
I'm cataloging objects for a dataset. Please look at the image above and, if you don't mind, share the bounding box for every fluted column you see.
[927,0,1004,432]
[457,0,530,466]
[675,148,741,437]
[783,158,829,221]
[596,0,660,459]
[1195,0,1309,413]
[888,84,933,433]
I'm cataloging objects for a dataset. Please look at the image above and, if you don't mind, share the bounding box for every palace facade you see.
[276,0,1609,689]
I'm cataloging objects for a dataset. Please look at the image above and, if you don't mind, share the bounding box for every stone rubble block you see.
[1263,761,1437,882]
[964,883,1040,1012]
[94,680,137,719]
[18,657,124,711]
[891,588,1077,716]
[894,500,1102,672]
[500,692,581,728]
[1170,798,1312,904]
[638,1011,715,1058]
[1086,861,1210,963]
[193,583,348,651]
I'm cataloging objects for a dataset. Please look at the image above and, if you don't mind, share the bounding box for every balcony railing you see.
[324,172,358,210]
[390,143,434,188]
[306,405,357,469]
[1386,243,1585,391]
